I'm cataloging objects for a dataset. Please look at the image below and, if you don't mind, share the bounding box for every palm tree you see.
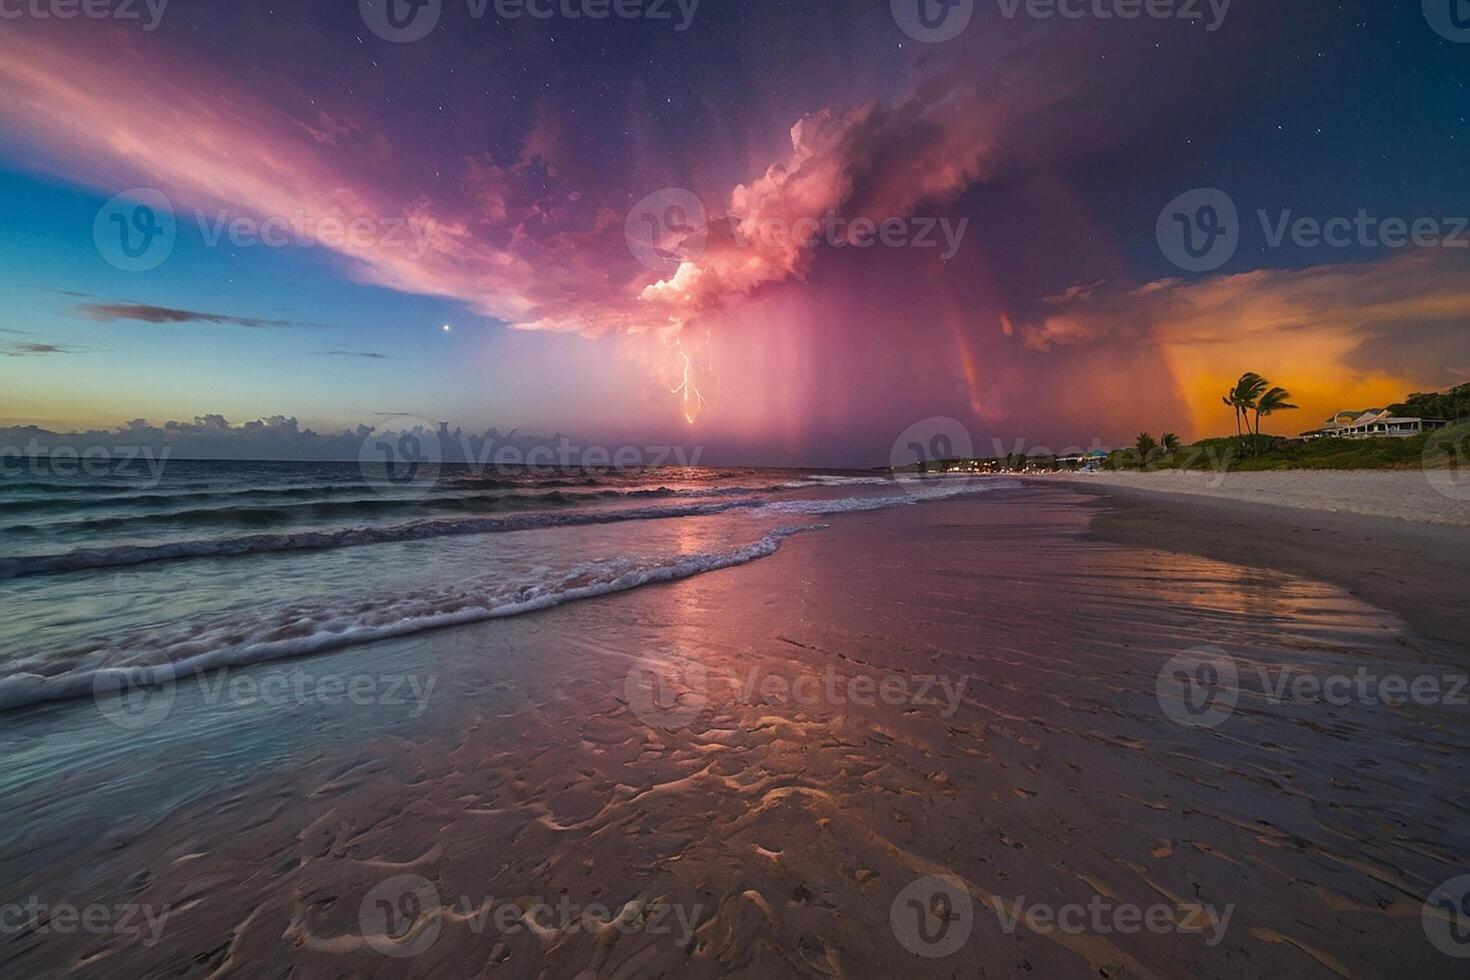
[1161,432,1181,453]
[1223,372,1268,454]
[1135,432,1157,457]
[1233,373,1268,423]
[1223,373,1264,436]
[1254,386,1298,435]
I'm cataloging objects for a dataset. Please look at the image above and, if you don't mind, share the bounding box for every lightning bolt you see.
[670,330,715,424]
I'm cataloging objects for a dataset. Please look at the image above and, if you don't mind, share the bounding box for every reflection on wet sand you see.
[3,486,1467,978]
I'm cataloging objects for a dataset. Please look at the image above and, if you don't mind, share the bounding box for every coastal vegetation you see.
[893,381,1469,474]
[1390,382,1470,423]
[1106,425,1468,472]
[1098,377,1466,472]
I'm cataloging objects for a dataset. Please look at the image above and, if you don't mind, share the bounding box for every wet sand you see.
[3,484,1468,978]
[1072,481,1470,646]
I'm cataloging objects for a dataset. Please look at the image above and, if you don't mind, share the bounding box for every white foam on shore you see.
[0,525,824,713]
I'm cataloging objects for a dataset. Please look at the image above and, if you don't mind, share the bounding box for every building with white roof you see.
[1299,409,1448,440]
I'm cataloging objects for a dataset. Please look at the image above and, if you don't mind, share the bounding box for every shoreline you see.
[1059,478,1470,647]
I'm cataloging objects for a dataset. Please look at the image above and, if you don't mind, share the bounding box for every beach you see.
[2,475,1468,977]
[1045,469,1470,527]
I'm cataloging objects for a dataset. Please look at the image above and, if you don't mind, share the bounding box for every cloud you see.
[3,341,87,356]
[0,28,1069,345]
[1021,251,1470,355]
[314,349,388,359]
[0,416,571,462]
[634,84,1045,327]
[1017,250,1470,434]
[74,302,317,328]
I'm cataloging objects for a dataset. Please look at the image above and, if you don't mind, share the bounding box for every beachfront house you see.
[1299,409,1449,441]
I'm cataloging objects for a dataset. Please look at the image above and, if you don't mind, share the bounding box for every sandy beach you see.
[2,481,1467,978]
[1044,469,1470,527]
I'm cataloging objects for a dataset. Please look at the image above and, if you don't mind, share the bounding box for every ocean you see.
[0,458,999,713]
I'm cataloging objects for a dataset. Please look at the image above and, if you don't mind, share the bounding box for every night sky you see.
[2,0,1467,464]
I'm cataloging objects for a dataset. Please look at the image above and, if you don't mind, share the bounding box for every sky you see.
[1,0,1468,465]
